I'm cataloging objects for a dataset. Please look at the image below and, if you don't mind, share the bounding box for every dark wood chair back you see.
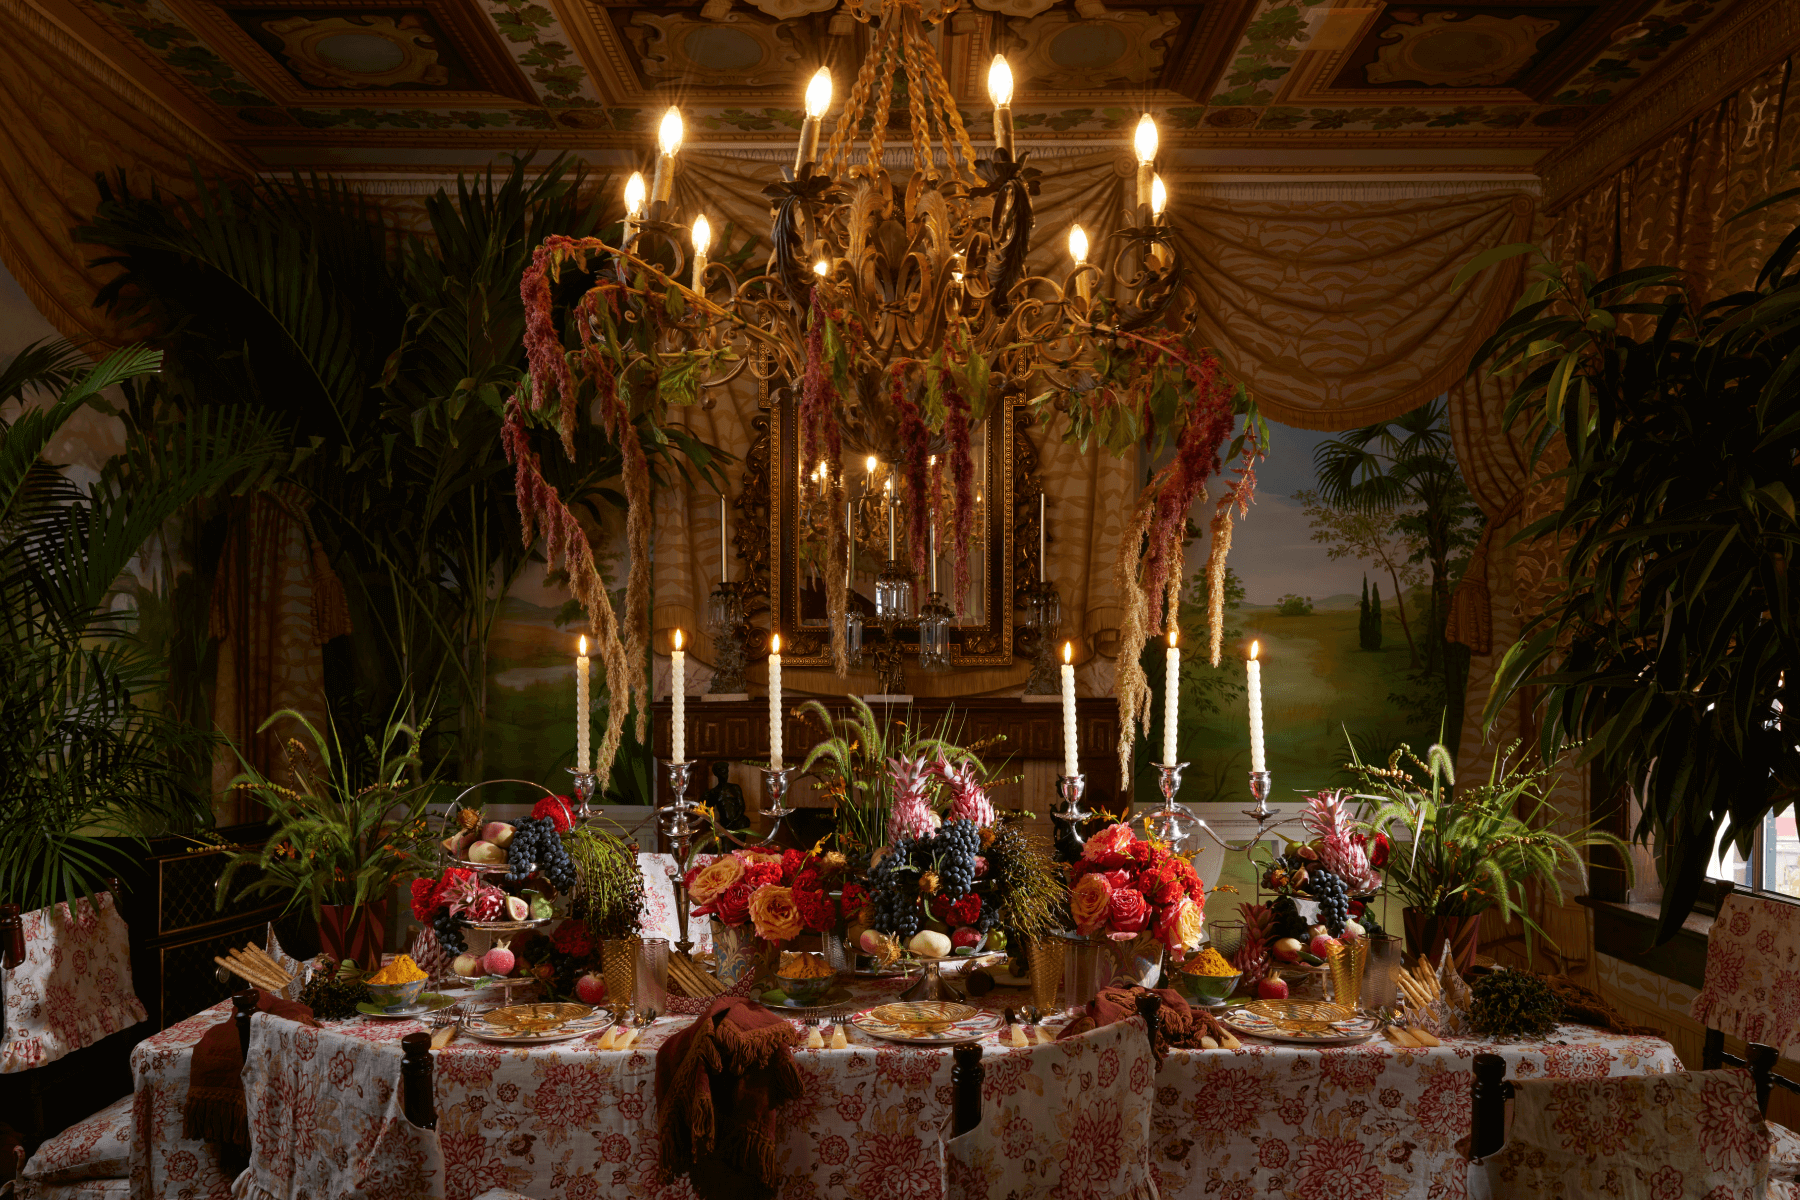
[1702,1028,1800,1113]
[1134,992,1162,1058]
[951,1042,983,1137]
[232,987,259,1057]
[401,1032,436,1130]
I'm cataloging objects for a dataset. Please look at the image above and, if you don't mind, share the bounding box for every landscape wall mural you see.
[1138,399,1485,809]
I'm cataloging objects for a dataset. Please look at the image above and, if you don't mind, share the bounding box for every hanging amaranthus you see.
[942,374,975,614]
[893,364,932,581]
[1114,482,1160,777]
[801,298,850,675]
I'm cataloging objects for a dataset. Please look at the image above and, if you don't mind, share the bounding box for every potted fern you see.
[1351,742,1627,970]
[217,706,441,970]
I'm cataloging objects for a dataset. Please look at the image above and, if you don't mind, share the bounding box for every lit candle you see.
[650,107,682,205]
[1163,628,1180,765]
[930,521,938,593]
[1151,174,1168,221]
[576,635,591,773]
[769,633,783,770]
[691,215,710,293]
[1247,640,1266,774]
[988,55,1014,157]
[796,67,832,174]
[1068,224,1091,304]
[885,478,895,559]
[622,172,645,247]
[1133,114,1158,215]
[671,629,686,763]
[1060,642,1078,777]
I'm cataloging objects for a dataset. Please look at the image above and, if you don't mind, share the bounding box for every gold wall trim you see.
[1539,0,1800,210]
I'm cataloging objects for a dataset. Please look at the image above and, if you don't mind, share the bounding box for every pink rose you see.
[1071,873,1114,936]
[1082,823,1139,868]
[1108,887,1150,934]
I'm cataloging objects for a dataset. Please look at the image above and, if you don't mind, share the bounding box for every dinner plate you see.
[1220,1000,1379,1045]
[464,1002,611,1044]
[356,993,460,1019]
[852,1003,998,1045]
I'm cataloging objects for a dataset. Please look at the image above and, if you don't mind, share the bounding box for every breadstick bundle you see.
[214,944,296,996]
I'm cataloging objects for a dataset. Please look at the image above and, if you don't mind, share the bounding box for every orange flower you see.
[747,886,803,942]
[687,855,745,906]
[1070,873,1114,936]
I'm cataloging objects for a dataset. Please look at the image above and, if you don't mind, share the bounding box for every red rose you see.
[794,888,837,932]
[1108,887,1150,934]
[841,883,867,912]
[1101,869,1135,891]
[929,893,956,922]
[743,862,784,888]
[713,882,753,926]
[410,877,439,922]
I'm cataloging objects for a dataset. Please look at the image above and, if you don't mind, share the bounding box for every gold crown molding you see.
[1539,0,1800,210]
[14,0,252,170]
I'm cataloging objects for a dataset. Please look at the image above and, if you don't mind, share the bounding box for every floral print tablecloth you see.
[129,984,1680,1200]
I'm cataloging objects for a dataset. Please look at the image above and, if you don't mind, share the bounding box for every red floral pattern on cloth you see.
[1470,1068,1771,1199]
[636,853,710,953]
[18,1180,130,1200]
[1690,892,1800,1055]
[127,984,1681,1200]
[1771,1120,1800,1184]
[3,892,147,1073]
[19,1094,133,1189]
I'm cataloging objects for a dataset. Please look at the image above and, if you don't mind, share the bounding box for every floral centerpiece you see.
[683,847,851,987]
[1066,822,1208,969]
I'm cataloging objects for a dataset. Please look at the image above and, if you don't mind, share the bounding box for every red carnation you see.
[794,888,837,933]
[950,893,982,926]
[794,868,822,893]
[410,877,440,922]
[743,862,784,888]
[841,883,868,912]
[713,882,753,927]
[1108,887,1151,934]
[1140,861,1184,906]
[780,848,807,880]
[1129,840,1154,868]
[550,918,593,958]
[532,795,576,833]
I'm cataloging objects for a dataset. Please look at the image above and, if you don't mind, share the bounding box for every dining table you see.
[126,976,1683,1200]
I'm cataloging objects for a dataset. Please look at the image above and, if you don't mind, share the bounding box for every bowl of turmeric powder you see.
[1170,947,1241,1007]
[365,955,429,1012]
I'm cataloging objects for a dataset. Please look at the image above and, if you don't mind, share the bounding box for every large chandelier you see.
[508,0,1262,785]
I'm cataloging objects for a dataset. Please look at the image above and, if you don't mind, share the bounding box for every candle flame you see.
[657,106,684,156]
[1134,113,1158,164]
[804,66,833,118]
[673,629,683,651]
[1169,628,1178,648]
[1249,640,1260,660]
[866,455,878,473]
[772,633,781,655]
[1068,224,1088,265]
[813,258,830,277]
[578,634,588,656]
[1063,641,1073,664]
[691,214,711,256]
[987,54,1013,107]
[623,172,646,218]
[1151,174,1168,216]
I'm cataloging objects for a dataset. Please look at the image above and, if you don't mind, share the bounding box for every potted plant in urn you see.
[1352,741,1627,969]
[217,706,440,971]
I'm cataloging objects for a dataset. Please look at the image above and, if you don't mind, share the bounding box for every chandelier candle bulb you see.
[671,629,686,763]
[796,67,831,173]
[1247,640,1266,774]
[1163,628,1180,766]
[690,215,710,292]
[576,635,591,773]
[1069,224,1091,303]
[651,107,683,204]
[1151,174,1168,220]
[1133,114,1158,214]
[1061,642,1079,777]
[622,172,646,245]
[987,55,1015,155]
[768,633,783,770]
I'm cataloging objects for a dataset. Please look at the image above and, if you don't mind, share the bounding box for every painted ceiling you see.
[57,0,1741,168]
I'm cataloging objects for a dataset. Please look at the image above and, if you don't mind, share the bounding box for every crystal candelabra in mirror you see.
[1020,579,1061,695]
[705,581,753,695]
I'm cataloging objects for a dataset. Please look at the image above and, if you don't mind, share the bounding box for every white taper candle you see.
[576,635,591,773]
[769,633,783,770]
[1163,628,1180,765]
[671,629,686,763]
[1060,641,1079,777]
[1247,640,1266,773]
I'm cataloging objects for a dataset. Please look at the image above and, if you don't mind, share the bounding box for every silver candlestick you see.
[568,769,599,822]
[758,766,799,846]
[1245,769,1273,824]
[1051,773,1090,863]
[1143,761,1204,852]
[657,760,700,955]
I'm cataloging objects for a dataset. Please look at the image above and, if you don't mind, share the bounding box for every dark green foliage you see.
[1462,214,1800,944]
[1276,593,1314,616]
[1469,968,1564,1039]
[982,820,1065,938]
[564,825,644,940]
[1368,581,1383,650]
[299,964,372,1019]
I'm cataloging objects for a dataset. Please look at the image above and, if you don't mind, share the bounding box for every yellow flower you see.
[747,886,803,942]
[688,855,745,906]
[1070,873,1114,936]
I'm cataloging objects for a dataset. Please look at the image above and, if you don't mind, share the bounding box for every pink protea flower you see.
[1302,789,1381,894]
[467,886,506,922]
[935,755,994,827]
[887,755,941,841]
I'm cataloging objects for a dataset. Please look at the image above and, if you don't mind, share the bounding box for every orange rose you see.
[1154,896,1206,960]
[747,885,803,942]
[1070,873,1114,936]
[687,855,745,906]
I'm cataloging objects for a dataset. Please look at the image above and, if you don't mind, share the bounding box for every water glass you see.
[634,938,669,1012]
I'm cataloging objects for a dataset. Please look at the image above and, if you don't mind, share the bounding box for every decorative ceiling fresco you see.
[59,0,1744,161]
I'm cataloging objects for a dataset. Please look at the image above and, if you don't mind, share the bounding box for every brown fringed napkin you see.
[655,996,803,1200]
[1544,974,1666,1038]
[184,988,319,1149]
[1057,985,1196,1060]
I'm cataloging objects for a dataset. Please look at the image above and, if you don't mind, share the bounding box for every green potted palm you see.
[1352,741,1627,970]
[217,706,441,971]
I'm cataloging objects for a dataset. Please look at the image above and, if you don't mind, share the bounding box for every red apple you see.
[575,973,607,1005]
[1271,937,1305,963]
[1257,971,1289,1001]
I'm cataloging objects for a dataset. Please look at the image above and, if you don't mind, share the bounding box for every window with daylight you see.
[1706,811,1800,900]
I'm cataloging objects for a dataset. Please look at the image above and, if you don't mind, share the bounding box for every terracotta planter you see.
[318,900,388,974]
[1402,908,1481,973]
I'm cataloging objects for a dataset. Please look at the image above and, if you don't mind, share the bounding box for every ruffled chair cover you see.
[13,1094,133,1200]
[2,892,147,1073]
[1468,1068,1772,1199]
[944,1019,1158,1200]
[1690,891,1800,1055]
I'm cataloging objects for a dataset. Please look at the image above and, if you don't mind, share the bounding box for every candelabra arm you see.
[758,766,800,848]
[658,759,699,955]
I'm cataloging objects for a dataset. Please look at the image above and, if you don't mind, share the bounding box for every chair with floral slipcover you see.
[1,886,147,1199]
[942,1017,1158,1200]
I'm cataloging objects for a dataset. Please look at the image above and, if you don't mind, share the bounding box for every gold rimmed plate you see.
[465,1002,610,1044]
[868,1001,977,1033]
[1221,999,1377,1045]
[852,1003,997,1045]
